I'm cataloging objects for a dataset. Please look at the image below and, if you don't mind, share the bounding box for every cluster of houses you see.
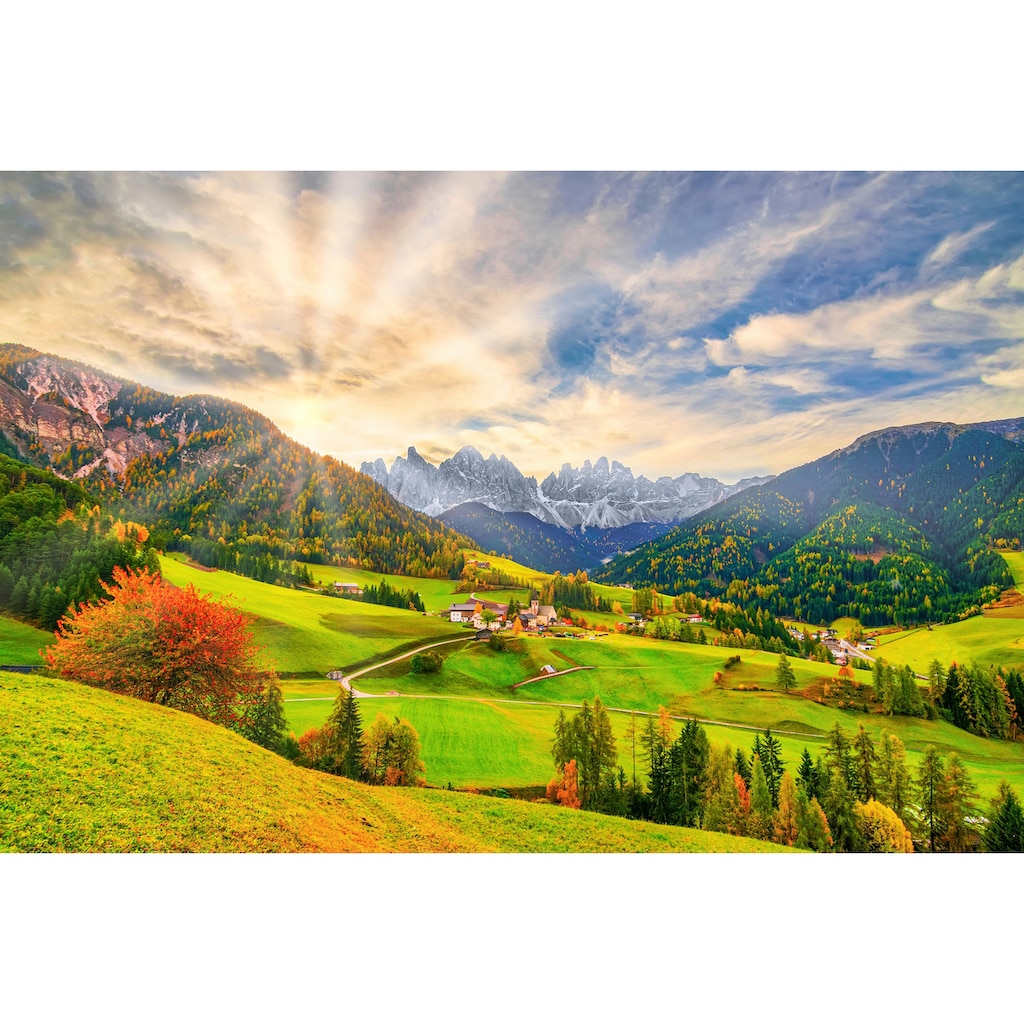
[784,624,876,666]
[447,592,559,634]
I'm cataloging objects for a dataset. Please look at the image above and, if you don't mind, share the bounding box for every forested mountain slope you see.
[597,421,1024,624]
[0,345,472,580]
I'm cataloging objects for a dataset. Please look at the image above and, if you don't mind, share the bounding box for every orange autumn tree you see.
[46,566,283,745]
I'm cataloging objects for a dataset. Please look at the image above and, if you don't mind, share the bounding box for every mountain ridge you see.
[0,344,472,580]
[362,444,772,531]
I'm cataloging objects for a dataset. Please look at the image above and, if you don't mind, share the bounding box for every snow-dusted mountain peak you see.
[361,445,771,531]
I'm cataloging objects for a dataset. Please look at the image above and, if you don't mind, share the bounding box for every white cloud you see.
[923,220,996,269]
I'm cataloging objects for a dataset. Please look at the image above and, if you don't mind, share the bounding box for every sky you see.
[2,170,1023,482]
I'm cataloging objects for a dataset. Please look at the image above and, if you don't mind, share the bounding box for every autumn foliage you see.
[46,566,279,735]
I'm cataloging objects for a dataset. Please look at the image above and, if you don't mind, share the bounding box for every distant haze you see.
[1,171,1023,479]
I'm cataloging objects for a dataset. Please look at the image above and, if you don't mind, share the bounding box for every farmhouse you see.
[332,582,363,595]
[448,603,478,623]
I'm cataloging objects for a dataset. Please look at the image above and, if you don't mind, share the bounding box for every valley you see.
[3,343,1024,854]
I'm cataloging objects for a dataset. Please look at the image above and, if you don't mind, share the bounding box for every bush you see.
[410,650,443,674]
[45,566,279,739]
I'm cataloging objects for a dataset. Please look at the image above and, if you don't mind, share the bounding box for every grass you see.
[874,616,1024,675]
[0,615,54,665]
[99,551,1024,805]
[280,628,1024,800]
[159,554,463,674]
[0,670,788,853]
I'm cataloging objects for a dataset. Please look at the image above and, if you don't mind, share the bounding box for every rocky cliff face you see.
[0,348,243,481]
[361,445,772,530]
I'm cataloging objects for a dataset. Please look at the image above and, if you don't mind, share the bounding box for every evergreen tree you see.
[852,725,876,802]
[668,718,709,828]
[927,658,947,706]
[823,766,869,852]
[875,731,911,825]
[748,754,775,842]
[775,653,796,693]
[982,782,1024,853]
[797,748,819,802]
[795,789,833,852]
[940,754,979,853]
[872,658,890,710]
[757,728,784,807]
[915,746,947,853]
[734,748,752,789]
[334,686,365,780]
[773,772,799,847]
[240,677,288,753]
[824,722,853,784]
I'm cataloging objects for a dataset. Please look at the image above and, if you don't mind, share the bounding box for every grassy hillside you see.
[159,554,463,674]
[283,633,1024,799]
[0,671,788,853]
[0,615,53,664]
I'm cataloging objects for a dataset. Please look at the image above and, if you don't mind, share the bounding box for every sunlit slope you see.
[0,672,789,853]
[159,554,462,674]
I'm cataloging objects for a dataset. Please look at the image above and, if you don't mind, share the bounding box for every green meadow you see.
[159,554,464,674]
[0,616,53,665]
[281,630,1024,799]
[152,550,1024,803]
[0,670,786,853]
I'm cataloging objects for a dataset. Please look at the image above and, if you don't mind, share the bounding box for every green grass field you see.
[160,551,1024,801]
[160,554,464,674]
[0,670,788,852]
[0,616,54,665]
[280,631,1024,799]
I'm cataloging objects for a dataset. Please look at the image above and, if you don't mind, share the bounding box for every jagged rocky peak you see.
[365,443,768,531]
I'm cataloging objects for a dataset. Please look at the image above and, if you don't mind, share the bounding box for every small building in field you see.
[475,628,494,641]
[333,582,363,595]
[449,602,479,623]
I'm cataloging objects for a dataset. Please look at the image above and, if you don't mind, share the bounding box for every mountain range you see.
[361,445,770,572]
[2,343,1023,629]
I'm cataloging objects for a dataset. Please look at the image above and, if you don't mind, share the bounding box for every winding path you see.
[283,634,828,740]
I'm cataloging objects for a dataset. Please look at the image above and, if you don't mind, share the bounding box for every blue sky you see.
[1,170,1022,481]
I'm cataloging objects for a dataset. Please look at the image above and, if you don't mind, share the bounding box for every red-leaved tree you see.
[46,566,280,738]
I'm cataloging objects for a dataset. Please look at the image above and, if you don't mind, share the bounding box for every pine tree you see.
[795,789,832,852]
[875,731,911,825]
[824,722,853,783]
[773,772,800,847]
[940,754,979,853]
[748,755,774,842]
[669,718,709,828]
[982,782,1024,852]
[852,725,876,802]
[775,653,797,693]
[240,677,288,753]
[338,686,365,779]
[823,766,868,852]
[734,748,752,789]
[796,748,818,801]
[915,746,947,853]
[757,728,784,807]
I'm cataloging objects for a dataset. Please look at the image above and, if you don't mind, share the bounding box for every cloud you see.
[1,171,1022,482]
[923,220,996,269]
